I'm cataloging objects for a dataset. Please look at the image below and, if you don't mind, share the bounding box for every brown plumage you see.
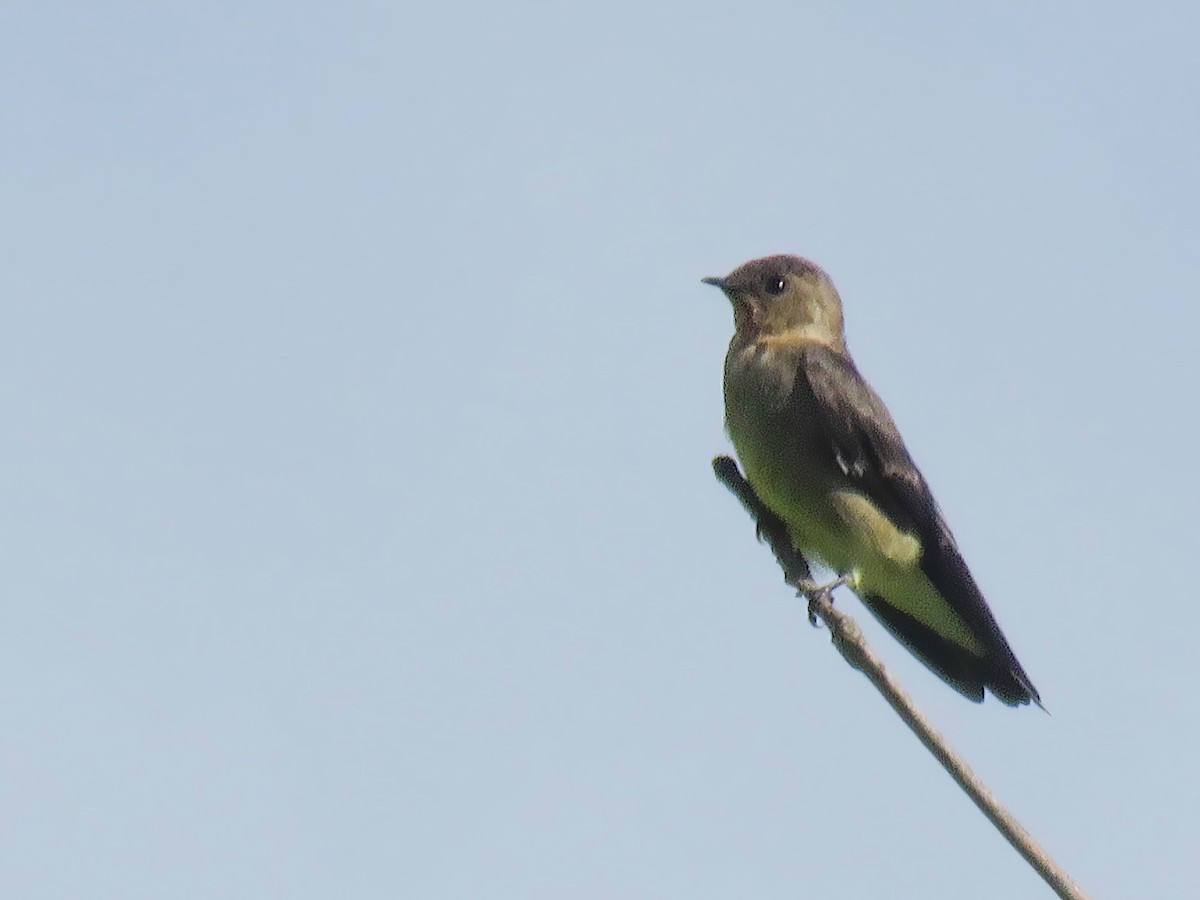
[705,255,1040,705]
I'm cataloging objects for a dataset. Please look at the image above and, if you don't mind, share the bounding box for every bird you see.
[703,254,1040,706]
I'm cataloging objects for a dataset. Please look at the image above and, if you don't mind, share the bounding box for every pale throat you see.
[753,323,846,354]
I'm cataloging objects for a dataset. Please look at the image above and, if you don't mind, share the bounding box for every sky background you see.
[2,3,1197,897]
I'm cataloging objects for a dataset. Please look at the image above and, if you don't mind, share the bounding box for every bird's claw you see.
[804,575,850,626]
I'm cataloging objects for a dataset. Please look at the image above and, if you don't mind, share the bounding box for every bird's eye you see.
[765,276,787,295]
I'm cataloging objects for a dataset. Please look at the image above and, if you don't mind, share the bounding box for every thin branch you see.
[712,455,1088,900]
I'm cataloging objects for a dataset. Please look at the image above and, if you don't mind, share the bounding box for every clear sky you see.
[3,3,1197,897]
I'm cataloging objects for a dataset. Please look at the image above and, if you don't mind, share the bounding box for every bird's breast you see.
[723,341,849,565]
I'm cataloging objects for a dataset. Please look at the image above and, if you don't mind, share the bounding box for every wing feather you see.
[795,345,1039,705]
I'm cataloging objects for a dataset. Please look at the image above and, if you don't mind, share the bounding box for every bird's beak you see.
[701,276,726,288]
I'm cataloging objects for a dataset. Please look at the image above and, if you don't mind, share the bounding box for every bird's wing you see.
[796,344,1038,705]
[797,344,945,542]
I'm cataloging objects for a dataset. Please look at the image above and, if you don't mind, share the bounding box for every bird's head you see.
[702,254,845,349]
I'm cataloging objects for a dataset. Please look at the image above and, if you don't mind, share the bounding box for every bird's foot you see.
[805,574,850,625]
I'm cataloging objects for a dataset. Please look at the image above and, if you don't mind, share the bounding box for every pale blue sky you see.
[3,3,1198,897]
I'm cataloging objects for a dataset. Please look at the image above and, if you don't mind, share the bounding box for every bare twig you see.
[712,455,1087,900]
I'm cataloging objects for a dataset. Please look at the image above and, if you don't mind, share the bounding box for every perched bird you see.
[703,254,1040,706]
